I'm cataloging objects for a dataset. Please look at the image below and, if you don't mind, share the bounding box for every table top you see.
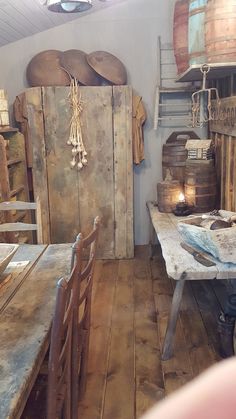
[0,243,73,419]
[147,201,236,281]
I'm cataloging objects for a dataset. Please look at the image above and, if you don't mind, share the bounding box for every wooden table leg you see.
[161,279,185,361]
[149,222,157,260]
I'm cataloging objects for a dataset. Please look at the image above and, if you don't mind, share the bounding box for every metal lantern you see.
[47,0,92,12]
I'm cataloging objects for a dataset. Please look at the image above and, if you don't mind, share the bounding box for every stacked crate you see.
[185,139,213,160]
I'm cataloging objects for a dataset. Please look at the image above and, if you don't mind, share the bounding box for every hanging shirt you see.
[132,94,147,165]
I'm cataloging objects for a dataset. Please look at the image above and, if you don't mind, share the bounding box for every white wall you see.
[0,0,176,244]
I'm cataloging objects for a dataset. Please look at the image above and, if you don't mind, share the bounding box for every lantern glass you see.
[47,0,92,12]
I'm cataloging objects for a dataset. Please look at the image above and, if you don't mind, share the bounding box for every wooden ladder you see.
[0,129,31,243]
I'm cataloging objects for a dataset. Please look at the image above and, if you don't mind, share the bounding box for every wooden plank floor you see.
[78,244,229,419]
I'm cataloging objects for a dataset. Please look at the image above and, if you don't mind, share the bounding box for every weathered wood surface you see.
[18,86,133,258]
[147,201,236,280]
[0,244,46,313]
[24,88,50,244]
[0,243,72,419]
[78,87,115,259]
[42,86,79,245]
[177,215,236,264]
[78,247,225,417]
[210,96,236,137]
[113,86,133,258]
[212,131,236,213]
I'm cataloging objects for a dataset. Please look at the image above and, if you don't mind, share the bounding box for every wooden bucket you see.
[173,0,189,74]
[162,143,187,183]
[0,90,9,127]
[205,0,236,63]
[157,180,183,213]
[184,160,217,212]
[188,0,207,65]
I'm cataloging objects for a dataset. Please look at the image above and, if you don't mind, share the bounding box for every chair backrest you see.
[0,198,43,243]
[70,216,100,415]
[47,239,83,419]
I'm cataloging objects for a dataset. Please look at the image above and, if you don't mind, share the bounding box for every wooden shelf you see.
[177,63,236,83]
[0,127,18,134]
[0,132,31,243]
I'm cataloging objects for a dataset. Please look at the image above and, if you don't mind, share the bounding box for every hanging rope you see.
[67,77,88,170]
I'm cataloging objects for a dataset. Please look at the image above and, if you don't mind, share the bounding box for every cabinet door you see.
[24,86,133,258]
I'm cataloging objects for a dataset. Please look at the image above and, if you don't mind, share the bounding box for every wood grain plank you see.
[190,280,222,355]
[134,253,165,417]
[102,260,135,419]
[233,139,236,212]
[25,87,50,243]
[0,243,72,419]
[42,86,79,244]
[78,259,118,419]
[0,244,46,313]
[78,87,115,259]
[113,86,133,258]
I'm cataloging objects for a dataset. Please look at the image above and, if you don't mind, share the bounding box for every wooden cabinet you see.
[0,129,31,242]
[15,86,133,258]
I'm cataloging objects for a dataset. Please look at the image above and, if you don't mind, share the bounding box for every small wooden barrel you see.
[157,180,183,213]
[205,0,236,63]
[188,0,207,65]
[173,0,189,74]
[184,160,217,213]
[0,90,9,127]
[162,142,188,183]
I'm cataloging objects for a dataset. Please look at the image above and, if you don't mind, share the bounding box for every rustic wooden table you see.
[147,201,236,360]
[0,243,72,419]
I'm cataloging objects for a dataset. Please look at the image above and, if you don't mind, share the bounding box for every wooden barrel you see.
[173,0,189,74]
[184,160,217,212]
[205,0,236,63]
[157,180,183,213]
[162,143,188,183]
[188,0,207,65]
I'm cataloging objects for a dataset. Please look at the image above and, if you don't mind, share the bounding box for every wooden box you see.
[177,210,236,263]
[185,139,213,160]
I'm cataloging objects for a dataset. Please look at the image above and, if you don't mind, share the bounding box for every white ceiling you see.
[0,0,124,48]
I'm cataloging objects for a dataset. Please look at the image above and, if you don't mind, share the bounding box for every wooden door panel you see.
[18,86,133,258]
[25,87,50,244]
[113,86,133,258]
[42,86,80,244]
[78,87,115,258]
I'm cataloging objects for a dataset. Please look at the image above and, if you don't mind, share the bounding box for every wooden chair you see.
[0,199,43,243]
[22,239,83,419]
[71,216,100,416]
